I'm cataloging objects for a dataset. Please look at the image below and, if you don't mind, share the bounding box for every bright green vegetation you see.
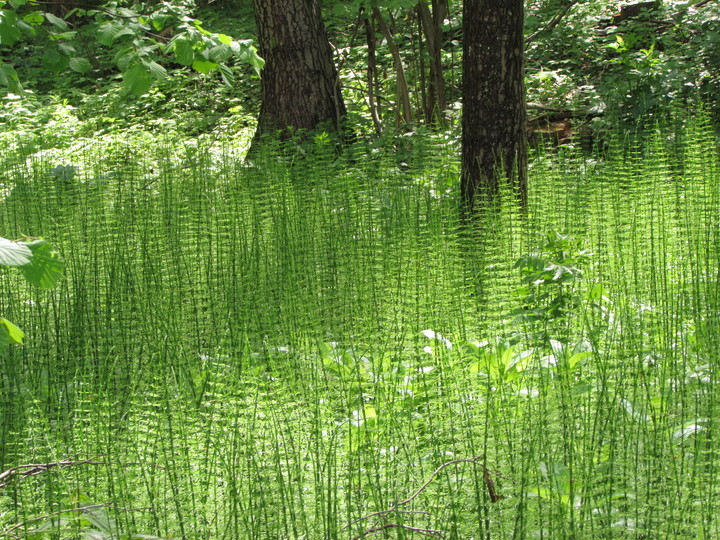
[0,115,718,538]
[0,236,64,348]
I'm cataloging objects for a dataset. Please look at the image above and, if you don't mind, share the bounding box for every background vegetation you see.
[1,0,719,538]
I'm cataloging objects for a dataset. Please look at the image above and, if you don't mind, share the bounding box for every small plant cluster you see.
[0,236,63,348]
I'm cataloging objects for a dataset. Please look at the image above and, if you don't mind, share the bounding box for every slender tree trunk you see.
[364,15,383,134]
[251,0,346,148]
[418,0,447,124]
[373,7,413,127]
[416,8,429,121]
[461,0,527,215]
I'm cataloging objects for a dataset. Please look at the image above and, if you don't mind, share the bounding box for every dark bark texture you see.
[461,0,527,213]
[252,0,346,142]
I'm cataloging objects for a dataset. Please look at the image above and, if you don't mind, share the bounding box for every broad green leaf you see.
[97,21,119,46]
[568,351,592,370]
[69,57,91,73]
[235,40,263,74]
[143,59,166,79]
[0,60,21,91]
[44,12,67,30]
[57,42,75,55]
[207,43,232,62]
[42,48,69,73]
[0,237,32,266]
[20,240,65,288]
[116,50,134,72]
[9,0,32,8]
[16,18,32,33]
[22,10,43,25]
[97,21,135,46]
[49,31,77,42]
[172,37,194,66]
[0,9,21,46]
[507,349,533,372]
[117,7,139,18]
[0,318,24,347]
[123,62,153,95]
[217,33,231,45]
[192,59,217,74]
[218,62,234,85]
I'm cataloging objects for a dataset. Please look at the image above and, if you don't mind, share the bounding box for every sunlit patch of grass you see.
[0,118,718,538]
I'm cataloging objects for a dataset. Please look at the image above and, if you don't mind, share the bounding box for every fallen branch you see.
[344,455,505,539]
[0,455,162,490]
[525,0,579,45]
[358,523,444,538]
[0,457,104,489]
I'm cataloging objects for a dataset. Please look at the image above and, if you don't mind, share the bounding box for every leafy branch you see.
[0,0,264,95]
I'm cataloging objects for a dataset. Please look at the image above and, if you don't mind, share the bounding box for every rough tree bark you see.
[251,0,346,148]
[461,0,527,215]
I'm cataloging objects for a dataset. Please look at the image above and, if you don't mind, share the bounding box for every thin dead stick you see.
[0,457,104,489]
[356,523,444,539]
[0,456,163,489]
[525,0,579,45]
[343,455,505,533]
[1,503,152,538]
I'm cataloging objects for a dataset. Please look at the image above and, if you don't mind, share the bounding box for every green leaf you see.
[235,40,263,75]
[22,10,43,26]
[172,37,194,66]
[42,48,69,73]
[49,31,77,42]
[207,43,232,62]
[57,42,75,55]
[218,62,234,85]
[96,22,118,46]
[192,59,217,74]
[44,12,67,30]
[0,237,32,266]
[0,318,24,347]
[0,9,21,46]
[143,59,166,79]
[123,62,153,95]
[117,7,139,18]
[97,21,135,46]
[20,240,65,288]
[0,60,21,91]
[69,57,91,73]
[568,351,591,370]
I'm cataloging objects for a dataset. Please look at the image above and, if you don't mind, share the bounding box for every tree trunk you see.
[364,15,383,134]
[461,0,527,215]
[373,7,413,127]
[251,0,346,147]
[418,0,447,124]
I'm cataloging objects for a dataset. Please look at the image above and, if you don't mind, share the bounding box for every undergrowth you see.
[0,117,718,538]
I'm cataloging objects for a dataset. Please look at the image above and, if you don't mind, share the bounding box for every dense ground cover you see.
[0,111,719,538]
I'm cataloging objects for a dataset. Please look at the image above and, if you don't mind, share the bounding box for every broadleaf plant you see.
[0,0,264,95]
[0,236,64,349]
